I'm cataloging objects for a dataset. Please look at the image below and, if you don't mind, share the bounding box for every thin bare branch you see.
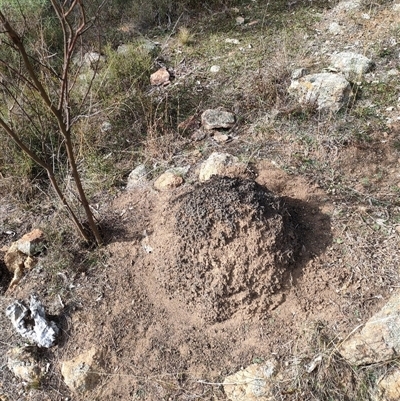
[0,2,103,246]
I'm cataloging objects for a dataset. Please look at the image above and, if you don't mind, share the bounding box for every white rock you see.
[335,0,361,11]
[328,22,342,35]
[210,65,221,73]
[201,109,236,130]
[340,292,400,365]
[331,52,373,81]
[393,4,400,11]
[126,164,148,190]
[101,121,112,132]
[117,44,130,54]
[223,360,279,401]
[387,69,399,77]
[291,68,308,80]
[199,152,239,182]
[289,72,353,112]
[225,38,240,45]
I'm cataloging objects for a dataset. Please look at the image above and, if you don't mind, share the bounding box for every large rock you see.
[7,346,41,384]
[331,52,373,82]
[377,370,400,401]
[199,152,244,182]
[61,348,103,393]
[289,72,353,112]
[223,360,279,401]
[201,109,236,130]
[340,292,400,365]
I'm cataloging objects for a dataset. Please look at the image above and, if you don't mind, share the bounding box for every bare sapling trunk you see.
[0,1,103,246]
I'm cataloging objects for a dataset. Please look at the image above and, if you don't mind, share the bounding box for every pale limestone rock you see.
[4,243,25,276]
[210,65,221,73]
[291,68,308,80]
[328,22,342,35]
[4,229,44,289]
[101,121,112,132]
[73,52,105,68]
[225,38,240,45]
[84,52,105,65]
[223,360,278,401]
[191,129,207,141]
[199,152,239,182]
[7,346,41,384]
[154,171,183,191]
[340,292,400,365]
[378,370,400,401]
[61,348,102,393]
[201,109,236,130]
[213,132,230,143]
[127,164,148,190]
[16,229,45,256]
[150,67,170,86]
[331,52,373,82]
[289,72,352,112]
[335,0,361,11]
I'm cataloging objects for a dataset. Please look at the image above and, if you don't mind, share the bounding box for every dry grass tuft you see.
[177,27,194,46]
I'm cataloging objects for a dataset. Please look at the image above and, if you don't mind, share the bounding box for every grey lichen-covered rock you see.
[377,370,400,401]
[201,109,236,130]
[126,164,148,190]
[223,360,279,401]
[7,346,41,384]
[199,152,241,182]
[330,52,373,82]
[289,72,352,112]
[61,348,103,393]
[340,292,400,365]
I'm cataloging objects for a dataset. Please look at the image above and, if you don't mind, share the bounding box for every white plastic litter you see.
[6,295,59,348]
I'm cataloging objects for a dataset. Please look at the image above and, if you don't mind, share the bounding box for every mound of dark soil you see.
[152,176,299,322]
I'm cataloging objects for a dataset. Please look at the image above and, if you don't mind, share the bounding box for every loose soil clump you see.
[152,176,299,322]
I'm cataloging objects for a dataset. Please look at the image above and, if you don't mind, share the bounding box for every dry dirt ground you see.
[1,154,400,400]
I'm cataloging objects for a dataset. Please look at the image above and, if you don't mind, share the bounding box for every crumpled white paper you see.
[6,295,59,348]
